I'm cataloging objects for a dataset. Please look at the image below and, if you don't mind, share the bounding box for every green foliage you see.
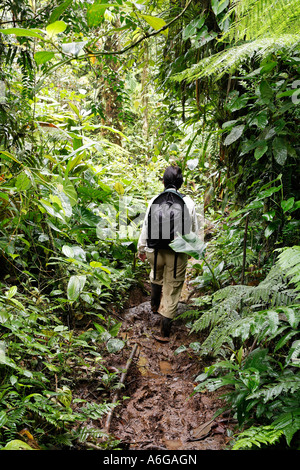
[0,0,299,453]
[190,246,300,356]
[277,246,300,295]
[194,344,300,449]
[173,0,300,81]
[174,35,300,82]
[189,246,300,449]
[0,282,128,449]
[231,425,284,450]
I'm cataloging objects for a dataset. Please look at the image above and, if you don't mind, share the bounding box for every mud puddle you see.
[107,299,235,451]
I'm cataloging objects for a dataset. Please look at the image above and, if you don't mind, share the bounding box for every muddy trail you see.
[102,285,235,451]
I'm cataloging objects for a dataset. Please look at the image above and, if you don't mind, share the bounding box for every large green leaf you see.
[67,275,86,301]
[259,79,273,103]
[87,3,120,27]
[106,338,125,353]
[38,198,65,221]
[34,51,55,65]
[170,233,206,259]
[16,173,31,191]
[224,124,245,146]
[2,439,35,450]
[254,141,268,160]
[55,176,77,207]
[225,91,249,112]
[273,136,288,165]
[182,17,205,40]
[281,197,294,213]
[141,14,168,35]
[212,0,229,16]
[251,110,268,129]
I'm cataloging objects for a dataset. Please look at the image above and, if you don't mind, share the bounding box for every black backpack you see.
[146,187,191,279]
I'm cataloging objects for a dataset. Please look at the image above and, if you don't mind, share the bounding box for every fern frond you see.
[173,0,300,83]
[78,401,117,420]
[277,246,300,294]
[232,425,284,449]
[191,250,300,356]
[227,0,300,42]
[76,426,107,443]
[247,373,300,403]
[273,408,300,445]
[173,34,300,82]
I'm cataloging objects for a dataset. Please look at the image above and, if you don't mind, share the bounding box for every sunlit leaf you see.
[281,197,294,212]
[170,233,206,259]
[34,51,55,65]
[16,173,31,191]
[273,137,288,165]
[114,182,124,195]
[87,3,120,27]
[0,150,21,164]
[2,439,35,450]
[141,14,168,35]
[46,21,67,38]
[6,286,17,299]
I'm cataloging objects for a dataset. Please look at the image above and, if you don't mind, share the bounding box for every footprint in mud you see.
[109,301,234,451]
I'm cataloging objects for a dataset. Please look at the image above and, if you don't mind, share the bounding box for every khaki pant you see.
[146,249,188,319]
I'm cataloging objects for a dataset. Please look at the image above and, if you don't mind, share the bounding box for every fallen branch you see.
[104,343,138,434]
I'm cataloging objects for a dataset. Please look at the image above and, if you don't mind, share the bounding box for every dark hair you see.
[163,165,183,190]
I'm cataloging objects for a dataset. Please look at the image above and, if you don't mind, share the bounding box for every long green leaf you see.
[49,0,73,23]
[0,28,44,39]
[0,151,21,164]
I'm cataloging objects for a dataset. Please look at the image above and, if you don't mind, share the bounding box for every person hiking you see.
[138,165,198,340]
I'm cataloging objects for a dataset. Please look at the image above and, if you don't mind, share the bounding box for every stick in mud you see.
[104,343,138,433]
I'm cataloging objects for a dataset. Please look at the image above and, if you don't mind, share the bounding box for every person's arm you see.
[185,196,198,234]
[191,202,198,234]
[137,220,147,261]
[137,199,152,261]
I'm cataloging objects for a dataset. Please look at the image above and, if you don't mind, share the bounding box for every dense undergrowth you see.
[0,143,165,449]
[0,0,300,451]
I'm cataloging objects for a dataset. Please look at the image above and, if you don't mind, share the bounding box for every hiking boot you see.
[151,283,162,314]
[160,316,172,337]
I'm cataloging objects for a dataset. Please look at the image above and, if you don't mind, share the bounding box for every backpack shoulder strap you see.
[163,188,185,200]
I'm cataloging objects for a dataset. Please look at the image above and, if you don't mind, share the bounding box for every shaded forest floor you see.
[95,282,236,451]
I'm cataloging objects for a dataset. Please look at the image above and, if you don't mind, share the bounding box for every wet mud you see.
[107,299,234,451]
